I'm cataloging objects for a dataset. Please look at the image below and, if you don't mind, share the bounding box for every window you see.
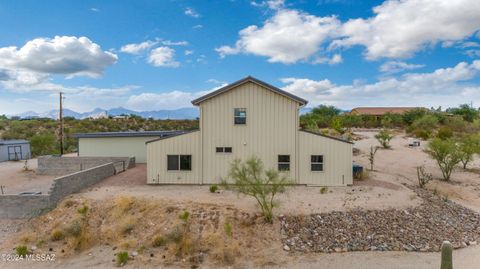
[167,155,192,171]
[234,108,246,124]
[278,155,290,171]
[216,147,232,153]
[311,155,324,171]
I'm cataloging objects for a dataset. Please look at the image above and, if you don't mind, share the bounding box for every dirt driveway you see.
[0,159,54,194]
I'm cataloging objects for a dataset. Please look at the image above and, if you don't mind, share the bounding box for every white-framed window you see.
[234,108,246,124]
[278,155,290,171]
[167,155,192,171]
[311,155,323,171]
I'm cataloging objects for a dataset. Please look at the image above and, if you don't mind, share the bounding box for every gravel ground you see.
[281,187,480,253]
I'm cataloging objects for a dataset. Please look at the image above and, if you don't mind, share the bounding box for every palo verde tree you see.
[375,129,394,149]
[425,138,462,181]
[222,156,291,223]
[457,135,480,169]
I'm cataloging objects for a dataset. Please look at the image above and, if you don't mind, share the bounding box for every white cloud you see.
[313,53,343,65]
[216,9,340,64]
[379,61,425,74]
[0,36,117,78]
[147,47,180,67]
[281,60,480,108]
[251,0,285,10]
[120,40,158,55]
[161,40,188,46]
[90,7,99,12]
[184,50,194,55]
[193,24,203,29]
[184,7,200,18]
[332,0,480,59]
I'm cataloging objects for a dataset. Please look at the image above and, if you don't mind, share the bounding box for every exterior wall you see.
[78,136,159,163]
[37,156,135,176]
[0,143,31,162]
[199,81,299,183]
[147,131,201,184]
[297,131,353,186]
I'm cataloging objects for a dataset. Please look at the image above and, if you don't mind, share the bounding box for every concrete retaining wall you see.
[37,156,135,176]
[0,162,117,219]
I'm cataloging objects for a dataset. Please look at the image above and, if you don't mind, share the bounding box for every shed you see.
[0,140,31,162]
[73,131,185,163]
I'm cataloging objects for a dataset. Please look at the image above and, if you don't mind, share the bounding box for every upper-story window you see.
[234,108,246,125]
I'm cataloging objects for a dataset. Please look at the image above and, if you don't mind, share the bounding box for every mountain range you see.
[11,107,314,120]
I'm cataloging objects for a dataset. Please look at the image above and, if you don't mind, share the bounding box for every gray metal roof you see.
[0,139,30,145]
[191,76,308,106]
[73,130,186,138]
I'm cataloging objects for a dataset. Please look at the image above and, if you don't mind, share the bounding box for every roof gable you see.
[191,76,308,106]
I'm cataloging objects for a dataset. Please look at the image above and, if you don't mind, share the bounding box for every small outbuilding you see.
[0,140,31,162]
[73,131,185,163]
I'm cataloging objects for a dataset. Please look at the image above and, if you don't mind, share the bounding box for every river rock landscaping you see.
[280,187,480,253]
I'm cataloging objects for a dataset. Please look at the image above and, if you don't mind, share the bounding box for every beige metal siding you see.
[146,131,201,184]
[78,136,159,163]
[297,131,353,186]
[200,81,299,183]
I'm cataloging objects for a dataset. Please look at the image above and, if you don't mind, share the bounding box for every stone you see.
[283,245,290,251]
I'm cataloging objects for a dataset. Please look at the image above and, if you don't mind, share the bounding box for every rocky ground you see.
[281,186,480,253]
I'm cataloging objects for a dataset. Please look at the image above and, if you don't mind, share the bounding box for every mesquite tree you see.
[425,138,462,181]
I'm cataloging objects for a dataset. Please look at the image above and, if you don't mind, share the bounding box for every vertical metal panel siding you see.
[146,131,201,184]
[200,82,299,184]
[79,136,158,163]
[297,131,353,186]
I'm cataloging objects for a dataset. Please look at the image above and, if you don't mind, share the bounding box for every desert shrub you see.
[319,187,328,194]
[65,219,83,237]
[116,251,129,266]
[152,235,167,247]
[15,245,28,257]
[330,116,345,134]
[375,129,394,149]
[416,166,432,188]
[436,126,453,140]
[209,184,218,193]
[403,108,427,125]
[444,115,467,132]
[118,217,136,234]
[77,203,89,215]
[412,114,438,134]
[224,222,233,237]
[414,129,430,140]
[166,226,183,243]
[458,135,480,169]
[368,146,379,171]
[222,156,291,223]
[50,229,65,241]
[425,138,462,181]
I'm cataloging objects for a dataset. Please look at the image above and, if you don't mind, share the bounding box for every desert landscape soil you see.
[1,131,479,268]
[0,159,54,194]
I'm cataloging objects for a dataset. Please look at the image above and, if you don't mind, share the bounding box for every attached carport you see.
[73,131,184,163]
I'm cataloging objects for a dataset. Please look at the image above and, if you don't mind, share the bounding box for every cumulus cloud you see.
[184,7,200,18]
[120,40,158,55]
[379,61,425,74]
[251,0,285,10]
[0,36,117,78]
[332,0,480,59]
[147,47,180,67]
[312,53,343,65]
[281,60,480,108]
[216,9,340,64]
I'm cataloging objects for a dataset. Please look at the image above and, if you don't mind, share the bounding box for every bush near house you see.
[375,129,394,149]
[425,138,462,181]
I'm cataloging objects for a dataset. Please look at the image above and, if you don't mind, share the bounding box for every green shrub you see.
[166,226,183,243]
[116,251,129,266]
[224,221,233,237]
[412,114,438,133]
[436,126,453,140]
[209,184,218,193]
[65,219,83,237]
[50,229,65,241]
[152,235,166,247]
[16,245,28,257]
[375,129,394,149]
[320,187,328,194]
[426,138,462,181]
[77,204,89,215]
[414,129,430,140]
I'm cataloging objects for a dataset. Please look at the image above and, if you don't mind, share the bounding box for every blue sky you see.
[0,0,479,114]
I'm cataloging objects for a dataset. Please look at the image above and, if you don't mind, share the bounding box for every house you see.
[73,131,185,163]
[350,107,422,117]
[146,76,353,186]
[0,140,31,162]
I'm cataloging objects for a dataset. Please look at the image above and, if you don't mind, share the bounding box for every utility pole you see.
[59,92,64,155]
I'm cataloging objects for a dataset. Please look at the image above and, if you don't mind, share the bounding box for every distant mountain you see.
[11,107,199,120]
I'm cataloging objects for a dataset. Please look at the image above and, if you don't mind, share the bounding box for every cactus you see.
[440,241,453,269]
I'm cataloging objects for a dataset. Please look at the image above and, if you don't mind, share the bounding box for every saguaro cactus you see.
[440,241,453,269]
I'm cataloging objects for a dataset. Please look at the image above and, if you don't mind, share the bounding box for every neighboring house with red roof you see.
[349,107,423,117]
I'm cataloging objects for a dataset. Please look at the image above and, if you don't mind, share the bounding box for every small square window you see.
[278,155,290,171]
[234,108,246,124]
[311,155,324,171]
[179,155,192,170]
[216,147,224,153]
[224,147,232,153]
[167,155,179,170]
